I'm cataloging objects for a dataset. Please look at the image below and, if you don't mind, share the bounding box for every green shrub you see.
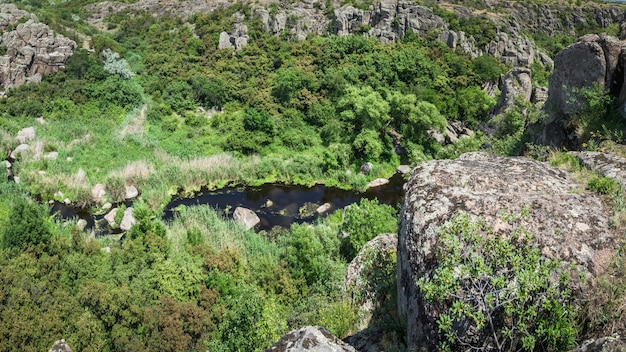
[2,197,52,250]
[587,176,619,195]
[417,212,577,352]
[340,198,398,260]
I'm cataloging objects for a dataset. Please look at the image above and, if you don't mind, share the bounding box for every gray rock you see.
[360,162,373,175]
[265,326,357,352]
[531,86,549,104]
[125,185,139,200]
[367,178,389,189]
[44,151,58,160]
[398,152,617,350]
[16,126,35,143]
[104,208,117,228]
[119,207,136,231]
[48,339,72,352]
[91,183,106,203]
[316,202,332,215]
[217,31,233,49]
[570,151,626,189]
[570,334,626,352]
[10,143,29,159]
[76,219,87,231]
[397,165,411,175]
[491,67,533,116]
[343,233,397,329]
[233,206,260,230]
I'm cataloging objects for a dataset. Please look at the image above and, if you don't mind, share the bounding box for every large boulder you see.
[48,339,72,352]
[541,34,626,147]
[398,152,617,350]
[233,206,260,230]
[265,326,357,352]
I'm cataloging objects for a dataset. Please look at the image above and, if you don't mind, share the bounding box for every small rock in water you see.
[316,202,332,215]
[397,165,411,175]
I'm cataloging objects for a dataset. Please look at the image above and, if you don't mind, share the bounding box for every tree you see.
[338,85,390,132]
[340,198,398,260]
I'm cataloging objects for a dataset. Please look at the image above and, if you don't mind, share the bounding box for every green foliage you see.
[340,198,398,260]
[2,197,52,250]
[587,176,619,195]
[417,212,577,352]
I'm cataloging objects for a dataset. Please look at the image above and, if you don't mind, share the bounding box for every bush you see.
[587,176,619,195]
[2,197,52,249]
[340,198,398,260]
[417,212,577,352]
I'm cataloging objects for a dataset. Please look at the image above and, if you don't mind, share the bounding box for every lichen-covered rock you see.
[398,152,617,350]
[119,207,136,231]
[265,326,357,352]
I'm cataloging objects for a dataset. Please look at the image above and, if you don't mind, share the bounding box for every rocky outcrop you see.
[333,0,446,44]
[0,10,76,92]
[217,14,249,50]
[490,67,533,116]
[398,152,617,350]
[265,326,357,352]
[541,34,626,147]
[428,120,474,145]
[571,335,626,352]
[254,1,330,41]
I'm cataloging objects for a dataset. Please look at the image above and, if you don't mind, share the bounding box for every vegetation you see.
[1,0,626,350]
[418,211,577,352]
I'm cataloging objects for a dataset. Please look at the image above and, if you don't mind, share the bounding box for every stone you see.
[44,151,58,160]
[91,183,106,203]
[102,202,112,211]
[360,162,373,175]
[233,206,260,230]
[217,31,233,49]
[120,207,136,231]
[367,178,389,189]
[570,334,626,352]
[10,143,29,159]
[491,67,533,116]
[16,126,35,143]
[397,165,411,175]
[343,233,397,329]
[76,219,87,231]
[398,152,617,350]
[125,185,139,200]
[104,207,117,228]
[531,86,549,104]
[316,202,332,215]
[48,339,72,352]
[265,326,357,352]
[570,151,626,189]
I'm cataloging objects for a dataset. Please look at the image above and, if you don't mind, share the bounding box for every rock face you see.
[217,15,249,50]
[0,8,76,92]
[490,67,533,116]
[265,326,357,352]
[398,152,617,350]
[541,34,626,147]
[233,206,260,230]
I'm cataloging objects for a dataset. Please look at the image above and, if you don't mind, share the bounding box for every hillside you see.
[1,0,626,351]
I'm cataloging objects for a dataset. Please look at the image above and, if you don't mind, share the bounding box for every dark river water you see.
[52,174,406,233]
